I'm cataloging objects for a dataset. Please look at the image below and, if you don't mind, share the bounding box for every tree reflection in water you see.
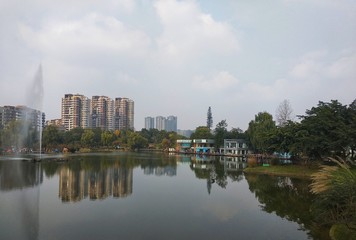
[245,173,330,240]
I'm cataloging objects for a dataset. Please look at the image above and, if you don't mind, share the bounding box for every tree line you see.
[246,99,356,161]
[0,99,355,161]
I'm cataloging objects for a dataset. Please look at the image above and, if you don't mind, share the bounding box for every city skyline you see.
[1,1,355,131]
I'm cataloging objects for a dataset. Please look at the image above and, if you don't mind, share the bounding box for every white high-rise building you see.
[155,116,166,131]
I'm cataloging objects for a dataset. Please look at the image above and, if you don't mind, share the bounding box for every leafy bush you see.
[310,158,356,235]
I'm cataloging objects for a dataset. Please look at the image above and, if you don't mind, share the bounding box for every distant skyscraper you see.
[156,116,166,131]
[145,117,155,130]
[61,94,90,131]
[165,116,177,132]
[115,98,134,130]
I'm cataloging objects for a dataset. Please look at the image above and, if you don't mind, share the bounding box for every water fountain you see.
[26,65,44,160]
[0,65,43,240]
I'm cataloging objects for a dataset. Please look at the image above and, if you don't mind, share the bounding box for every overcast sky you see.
[1,0,355,131]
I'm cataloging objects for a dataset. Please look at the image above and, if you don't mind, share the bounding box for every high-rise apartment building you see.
[61,94,90,131]
[91,96,114,131]
[144,117,155,130]
[166,115,177,132]
[153,115,178,132]
[115,98,134,130]
[61,94,134,131]
[0,105,44,131]
[156,116,166,131]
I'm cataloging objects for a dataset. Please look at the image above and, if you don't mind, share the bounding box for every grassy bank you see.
[243,165,319,178]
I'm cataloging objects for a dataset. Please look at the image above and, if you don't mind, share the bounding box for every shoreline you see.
[243,165,319,179]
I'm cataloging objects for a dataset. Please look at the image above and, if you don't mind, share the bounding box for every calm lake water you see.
[0,152,329,240]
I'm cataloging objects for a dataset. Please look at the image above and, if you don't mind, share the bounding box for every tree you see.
[207,106,213,130]
[214,120,228,149]
[347,99,356,160]
[127,132,148,150]
[81,129,95,147]
[101,131,114,147]
[0,120,38,150]
[191,126,213,139]
[43,125,63,149]
[246,112,276,153]
[63,127,84,145]
[298,100,349,159]
[276,99,293,127]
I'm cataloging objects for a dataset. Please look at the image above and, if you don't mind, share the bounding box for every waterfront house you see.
[192,139,215,154]
[220,139,248,156]
[176,139,192,153]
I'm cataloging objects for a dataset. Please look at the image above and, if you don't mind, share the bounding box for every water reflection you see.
[0,160,43,191]
[59,166,133,202]
[0,161,42,240]
[190,156,246,194]
[245,173,330,240]
[142,166,176,176]
[0,154,330,239]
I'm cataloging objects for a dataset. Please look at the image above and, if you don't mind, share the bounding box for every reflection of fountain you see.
[0,160,42,240]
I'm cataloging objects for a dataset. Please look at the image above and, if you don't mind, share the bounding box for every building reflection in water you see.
[190,156,246,194]
[143,166,176,177]
[219,156,247,172]
[0,160,42,240]
[59,166,133,202]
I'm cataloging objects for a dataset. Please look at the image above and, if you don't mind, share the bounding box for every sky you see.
[0,0,355,131]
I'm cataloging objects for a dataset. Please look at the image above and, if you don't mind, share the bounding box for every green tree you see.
[214,120,228,149]
[347,99,356,160]
[101,131,114,147]
[1,120,27,149]
[127,132,148,150]
[298,100,349,159]
[81,129,95,147]
[246,112,276,153]
[269,120,298,155]
[43,125,63,149]
[63,127,84,151]
[92,128,103,147]
[191,126,213,139]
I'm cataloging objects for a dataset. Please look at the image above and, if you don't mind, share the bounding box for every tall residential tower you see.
[115,98,134,130]
[61,94,91,131]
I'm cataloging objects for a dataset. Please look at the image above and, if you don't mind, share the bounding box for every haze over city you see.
[1,0,355,131]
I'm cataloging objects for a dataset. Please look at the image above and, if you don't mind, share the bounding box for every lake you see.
[0,152,329,240]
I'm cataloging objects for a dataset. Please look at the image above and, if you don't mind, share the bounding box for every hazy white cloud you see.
[192,71,239,92]
[19,13,151,61]
[154,0,239,63]
[0,0,355,130]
